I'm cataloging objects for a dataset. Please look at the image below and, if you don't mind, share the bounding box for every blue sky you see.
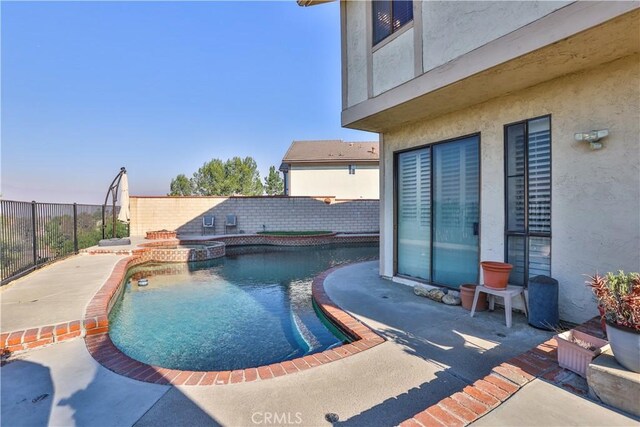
[1,1,374,203]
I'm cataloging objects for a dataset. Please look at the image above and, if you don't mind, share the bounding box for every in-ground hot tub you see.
[108,243,378,371]
[139,241,226,262]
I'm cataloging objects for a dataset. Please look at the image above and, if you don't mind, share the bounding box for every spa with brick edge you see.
[77,260,385,385]
[82,233,379,256]
[398,318,606,427]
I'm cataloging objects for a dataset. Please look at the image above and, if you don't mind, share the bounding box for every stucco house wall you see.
[379,55,640,324]
[421,1,570,72]
[372,27,414,96]
[288,164,379,199]
[343,0,571,106]
[345,0,367,107]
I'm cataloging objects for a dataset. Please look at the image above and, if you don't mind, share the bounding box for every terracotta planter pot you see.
[460,284,487,311]
[481,261,513,290]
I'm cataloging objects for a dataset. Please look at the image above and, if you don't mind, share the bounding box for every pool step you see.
[291,310,322,352]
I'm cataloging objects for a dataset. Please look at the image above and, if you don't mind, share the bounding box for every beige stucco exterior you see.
[288,164,379,199]
[336,1,640,323]
[378,55,639,323]
[345,0,368,106]
[420,1,570,73]
[341,2,639,131]
[372,27,414,96]
[344,0,572,109]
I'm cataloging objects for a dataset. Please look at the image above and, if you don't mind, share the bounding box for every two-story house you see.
[300,0,639,323]
[279,140,379,199]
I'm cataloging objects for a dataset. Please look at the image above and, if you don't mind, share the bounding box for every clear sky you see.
[1,1,375,204]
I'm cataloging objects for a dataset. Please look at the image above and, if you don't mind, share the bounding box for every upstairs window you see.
[349,164,356,175]
[372,0,413,46]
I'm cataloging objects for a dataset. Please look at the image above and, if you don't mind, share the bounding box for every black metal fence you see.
[0,200,128,285]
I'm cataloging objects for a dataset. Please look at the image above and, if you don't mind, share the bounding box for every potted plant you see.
[480,261,513,289]
[589,271,640,373]
[460,284,487,311]
[554,329,609,377]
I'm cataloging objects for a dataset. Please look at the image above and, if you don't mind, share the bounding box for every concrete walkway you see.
[472,379,637,426]
[0,339,168,426]
[1,254,126,332]
[1,259,635,426]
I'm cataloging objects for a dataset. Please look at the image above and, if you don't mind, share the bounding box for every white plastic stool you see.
[470,285,528,328]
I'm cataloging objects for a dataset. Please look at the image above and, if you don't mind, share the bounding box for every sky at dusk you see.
[1,1,375,204]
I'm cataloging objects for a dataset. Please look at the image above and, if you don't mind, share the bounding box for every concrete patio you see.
[1,259,636,426]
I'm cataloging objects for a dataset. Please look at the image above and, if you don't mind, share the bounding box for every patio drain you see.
[325,413,339,423]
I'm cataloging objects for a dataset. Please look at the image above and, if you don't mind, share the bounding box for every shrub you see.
[589,271,640,331]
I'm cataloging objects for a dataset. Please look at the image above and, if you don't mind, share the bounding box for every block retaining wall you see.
[130,196,379,236]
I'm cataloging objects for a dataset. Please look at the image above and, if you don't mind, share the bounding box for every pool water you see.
[109,244,378,371]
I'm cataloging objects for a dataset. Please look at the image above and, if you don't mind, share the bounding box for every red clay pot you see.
[481,261,513,290]
[460,284,487,311]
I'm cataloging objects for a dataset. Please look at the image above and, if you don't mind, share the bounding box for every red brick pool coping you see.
[81,261,384,385]
[398,317,605,427]
[1,235,378,355]
[2,260,385,382]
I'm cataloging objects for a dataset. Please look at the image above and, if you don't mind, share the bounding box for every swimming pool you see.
[108,244,378,371]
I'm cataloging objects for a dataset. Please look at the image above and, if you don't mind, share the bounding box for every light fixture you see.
[575,129,609,150]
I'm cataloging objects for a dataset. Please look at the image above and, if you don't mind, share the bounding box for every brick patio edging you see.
[398,318,605,427]
[0,320,85,354]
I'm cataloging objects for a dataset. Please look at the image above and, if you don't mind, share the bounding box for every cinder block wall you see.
[130,196,379,236]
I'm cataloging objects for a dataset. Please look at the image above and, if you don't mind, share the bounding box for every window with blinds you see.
[505,116,551,286]
[372,0,413,46]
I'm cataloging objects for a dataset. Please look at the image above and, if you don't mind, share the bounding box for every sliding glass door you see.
[397,148,431,280]
[432,137,480,285]
[396,135,480,287]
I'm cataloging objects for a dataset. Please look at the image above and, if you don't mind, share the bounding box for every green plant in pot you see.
[588,271,640,372]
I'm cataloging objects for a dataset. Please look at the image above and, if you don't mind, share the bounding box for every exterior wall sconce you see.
[575,129,609,150]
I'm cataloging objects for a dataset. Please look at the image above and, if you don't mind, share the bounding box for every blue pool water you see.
[109,244,378,371]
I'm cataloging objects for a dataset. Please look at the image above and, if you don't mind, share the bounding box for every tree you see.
[170,157,264,196]
[225,157,263,196]
[264,166,284,195]
[168,174,194,196]
[191,159,227,195]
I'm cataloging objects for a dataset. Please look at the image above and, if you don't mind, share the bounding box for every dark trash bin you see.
[527,275,559,330]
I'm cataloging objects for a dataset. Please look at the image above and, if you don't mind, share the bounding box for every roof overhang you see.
[286,160,379,166]
[297,0,336,6]
[342,4,640,133]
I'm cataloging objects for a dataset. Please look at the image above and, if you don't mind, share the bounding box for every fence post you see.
[101,205,106,240]
[73,203,79,253]
[31,201,37,267]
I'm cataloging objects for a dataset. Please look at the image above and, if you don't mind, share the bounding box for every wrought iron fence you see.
[0,200,128,285]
